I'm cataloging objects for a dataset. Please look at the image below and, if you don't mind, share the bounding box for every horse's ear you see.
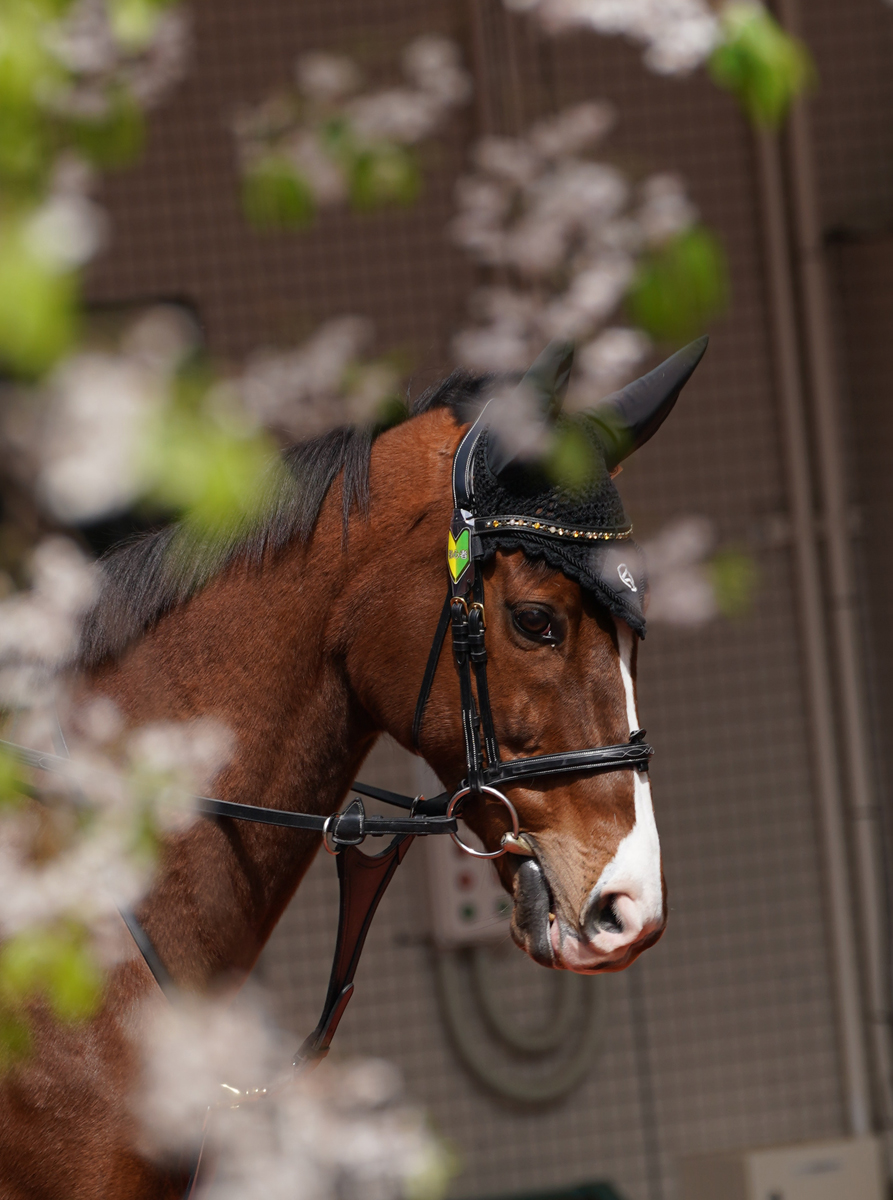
[589,336,708,470]
[485,340,574,477]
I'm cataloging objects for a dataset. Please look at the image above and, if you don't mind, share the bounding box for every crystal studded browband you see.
[474,516,633,541]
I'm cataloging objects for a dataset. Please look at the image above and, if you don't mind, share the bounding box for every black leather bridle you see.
[2,405,653,1071]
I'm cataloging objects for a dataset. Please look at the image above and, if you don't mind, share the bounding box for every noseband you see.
[2,408,654,1082]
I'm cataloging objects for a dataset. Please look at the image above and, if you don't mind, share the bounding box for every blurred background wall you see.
[82,2,893,1197]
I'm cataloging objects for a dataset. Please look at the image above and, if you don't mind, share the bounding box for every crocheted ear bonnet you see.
[449,337,709,637]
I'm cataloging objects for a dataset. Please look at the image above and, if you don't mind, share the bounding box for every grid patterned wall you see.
[82,1,893,1198]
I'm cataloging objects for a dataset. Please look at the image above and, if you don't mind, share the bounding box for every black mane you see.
[78,371,491,668]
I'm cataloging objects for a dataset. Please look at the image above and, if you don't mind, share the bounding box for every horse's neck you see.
[83,409,456,990]
[87,510,378,989]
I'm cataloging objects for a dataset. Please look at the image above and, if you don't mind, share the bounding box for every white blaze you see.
[586,623,663,941]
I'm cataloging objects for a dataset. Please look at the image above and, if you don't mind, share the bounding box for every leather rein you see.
[2,407,653,1070]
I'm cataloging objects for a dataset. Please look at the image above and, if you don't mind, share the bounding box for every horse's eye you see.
[513,608,554,640]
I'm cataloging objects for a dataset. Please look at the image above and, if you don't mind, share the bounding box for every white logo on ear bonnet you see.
[617,563,637,592]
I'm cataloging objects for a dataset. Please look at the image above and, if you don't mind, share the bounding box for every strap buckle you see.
[322,799,366,855]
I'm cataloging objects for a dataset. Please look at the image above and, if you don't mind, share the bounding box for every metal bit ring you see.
[446,784,520,859]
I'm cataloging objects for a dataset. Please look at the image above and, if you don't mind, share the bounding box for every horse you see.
[0,338,706,1198]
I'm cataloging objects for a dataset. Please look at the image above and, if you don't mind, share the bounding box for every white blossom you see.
[120,305,200,373]
[133,998,448,1200]
[347,89,442,145]
[473,136,543,185]
[0,539,96,672]
[239,317,398,439]
[287,132,348,204]
[529,102,615,159]
[296,53,361,101]
[44,0,190,117]
[638,172,699,244]
[126,718,233,823]
[0,821,149,938]
[482,381,552,461]
[237,37,470,210]
[511,0,722,76]
[576,326,650,392]
[641,515,719,625]
[401,35,473,106]
[452,106,698,376]
[24,193,107,270]
[540,255,635,337]
[36,352,163,522]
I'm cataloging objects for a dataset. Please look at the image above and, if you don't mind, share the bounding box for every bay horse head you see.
[342,336,708,974]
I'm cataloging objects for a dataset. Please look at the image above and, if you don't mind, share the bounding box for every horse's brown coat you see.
[0,408,663,1197]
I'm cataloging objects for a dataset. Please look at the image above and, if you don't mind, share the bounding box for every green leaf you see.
[0,228,77,378]
[0,745,28,810]
[348,144,420,211]
[0,107,52,192]
[108,0,165,50]
[709,547,759,618]
[0,5,64,111]
[0,927,104,1024]
[0,1007,31,1071]
[405,1136,458,1200]
[241,157,316,229]
[142,397,286,552]
[547,423,602,493]
[69,94,145,169]
[626,225,728,344]
[709,3,815,129]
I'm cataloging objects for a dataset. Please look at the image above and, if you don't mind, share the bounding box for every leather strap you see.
[194,794,456,841]
[411,589,452,749]
[484,735,652,787]
[294,835,414,1067]
[119,908,174,995]
[450,597,484,790]
[468,574,500,770]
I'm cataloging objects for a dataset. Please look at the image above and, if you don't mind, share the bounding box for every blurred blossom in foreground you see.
[502,0,720,74]
[238,317,403,441]
[0,711,230,937]
[502,0,812,127]
[135,996,451,1200]
[0,539,97,708]
[451,103,720,403]
[234,36,471,227]
[641,515,718,625]
[0,306,198,525]
[641,516,758,625]
[45,0,191,119]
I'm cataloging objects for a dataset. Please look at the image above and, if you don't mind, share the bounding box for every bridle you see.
[0,405,653,1070]
[409,400,653,857]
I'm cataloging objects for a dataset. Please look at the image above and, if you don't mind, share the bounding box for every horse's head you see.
[350,339,707,975]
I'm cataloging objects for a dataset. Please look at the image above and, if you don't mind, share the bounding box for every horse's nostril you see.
[592,893,624,935]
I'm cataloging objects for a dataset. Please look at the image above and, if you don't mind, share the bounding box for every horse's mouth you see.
[508,850,556,968]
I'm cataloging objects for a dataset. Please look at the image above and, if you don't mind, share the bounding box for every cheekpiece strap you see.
[448,401,491,598]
